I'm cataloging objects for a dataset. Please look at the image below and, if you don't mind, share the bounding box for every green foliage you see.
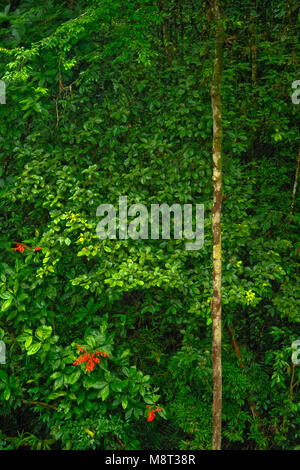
[0,0,299,450]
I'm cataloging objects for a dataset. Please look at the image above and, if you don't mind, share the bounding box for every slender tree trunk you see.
[290,146,300,217]
[210,0,224,451]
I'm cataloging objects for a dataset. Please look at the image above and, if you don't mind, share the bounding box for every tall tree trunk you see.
[210,0,224,451]
[290,146,300,217]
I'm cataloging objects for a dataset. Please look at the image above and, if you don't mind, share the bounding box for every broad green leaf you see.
[120,349,130,359]
[90,381,107,390]
[68,370,81,385]
[0,370,8,383]
[27,342,42,356]
[54,376,64,390]
[101,384,109,401]
[25,336,33,349]
[1,298,13,311]
[50,371,63,380]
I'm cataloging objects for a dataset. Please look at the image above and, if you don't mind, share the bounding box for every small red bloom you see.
[82,350,88,360]
[147,410,156,422]
[34,246,42,252]
[13,243,25,253]
[86,355,95,372]
[146,405,163,422]
[73,346,108,372]
[92,353,100,363]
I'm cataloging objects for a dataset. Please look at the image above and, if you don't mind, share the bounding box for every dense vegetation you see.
[0,0,299,450]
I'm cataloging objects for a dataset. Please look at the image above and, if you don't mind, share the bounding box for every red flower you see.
[146,405,163,421]
[86,355,95,372]
[86,362,94,372]
[92,353,100,363]
[13,243,25,253]
[147,410,156,422]
[13,243,37,253]
[73,346,108,372]
[73,349,88,365]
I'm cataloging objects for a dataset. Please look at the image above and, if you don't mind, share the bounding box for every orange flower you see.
[146,405,163,421]
[13,243,25,253]
[147,410,156,422]
[73,345,109,372]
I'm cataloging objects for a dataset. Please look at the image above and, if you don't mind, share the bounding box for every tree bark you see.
[290,146,300,217]
[210,0,224,451]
